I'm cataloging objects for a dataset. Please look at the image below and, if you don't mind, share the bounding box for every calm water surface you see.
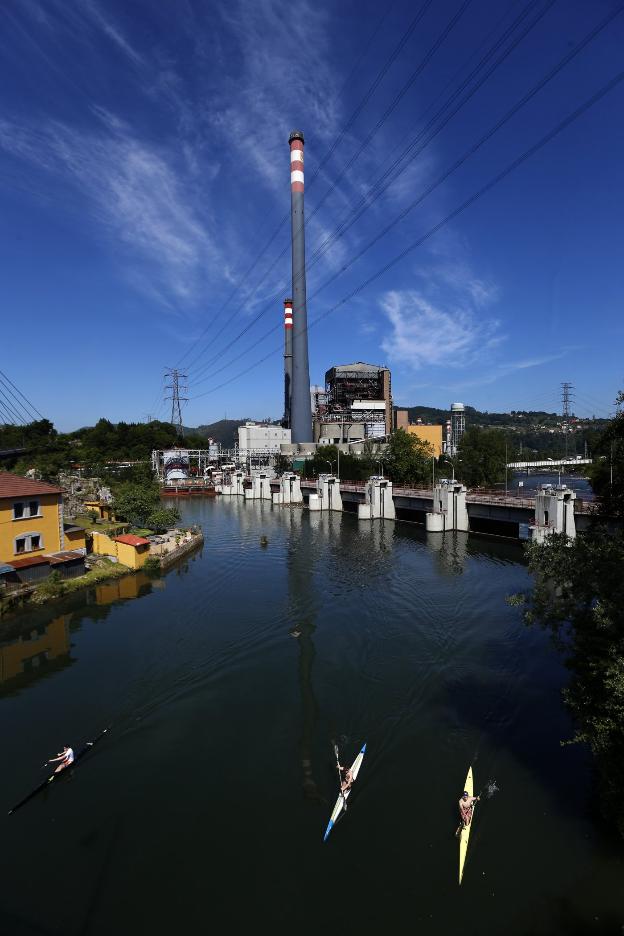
[0,498,622,935]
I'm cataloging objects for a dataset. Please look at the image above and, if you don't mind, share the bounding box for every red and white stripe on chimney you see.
[290,136,304,193]
[284,298,293,329]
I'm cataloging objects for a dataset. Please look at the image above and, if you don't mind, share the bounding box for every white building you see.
[238,422,291,456]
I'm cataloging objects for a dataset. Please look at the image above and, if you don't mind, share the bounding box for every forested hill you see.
[401,405,608,430]
[188,420,246,447]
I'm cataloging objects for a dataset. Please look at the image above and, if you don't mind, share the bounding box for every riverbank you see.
[0,530,204,617]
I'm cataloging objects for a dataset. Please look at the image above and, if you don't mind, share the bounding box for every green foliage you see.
[146,506,180,533]
[303,444,378,482]
[457,427,507,488]
[385,429,432,486]
[112,481,161,526]
[142,556,162,577]
[524,530,624,837]
[588,391,624,517]
[34,571,66,600]
[273,452,293,475]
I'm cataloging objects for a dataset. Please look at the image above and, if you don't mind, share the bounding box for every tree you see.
[589,390,624,517]
[112,481,160,526]
[457,427,506,488]
[521,531,624,838]
[385,429,432,486]
[146,506,180,533]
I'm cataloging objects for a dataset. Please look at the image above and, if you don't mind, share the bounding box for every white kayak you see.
[323,743,366,841]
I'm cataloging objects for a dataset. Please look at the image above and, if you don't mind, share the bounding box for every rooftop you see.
[114,534,151,547]
[0,471,63,499]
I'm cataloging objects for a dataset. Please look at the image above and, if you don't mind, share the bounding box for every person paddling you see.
[458,790,479,829]
[48,746,74,774]
[337,762,354,800]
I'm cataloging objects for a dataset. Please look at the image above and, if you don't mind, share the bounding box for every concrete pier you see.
[272,473,303,506]
[308,474,343,512]
[425,481,469,532]
[245,472,272,501]
[221,470,245,496]
[357,476,396,521]
[530,484,576,543]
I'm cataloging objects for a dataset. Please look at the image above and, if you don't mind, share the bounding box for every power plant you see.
[312,363,393,443]
[288,130,312,443]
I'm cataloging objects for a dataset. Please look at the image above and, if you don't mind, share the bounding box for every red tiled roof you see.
[9,555,51,569]
[114,534,150,547]
[0,471,63,498]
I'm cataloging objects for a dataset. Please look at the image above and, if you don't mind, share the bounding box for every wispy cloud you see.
[0,114,224,304]
[380,289,503,369]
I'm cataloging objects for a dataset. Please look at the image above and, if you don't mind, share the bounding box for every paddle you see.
[332,742,347,811]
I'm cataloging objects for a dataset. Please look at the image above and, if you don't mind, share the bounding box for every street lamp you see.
[324,459,335,476]
[376,459,384,478]
[443,458,455,482]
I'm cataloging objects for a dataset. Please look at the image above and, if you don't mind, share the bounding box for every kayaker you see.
[49,746,75,774]
[458,790,479,827]
[338,763,353,795]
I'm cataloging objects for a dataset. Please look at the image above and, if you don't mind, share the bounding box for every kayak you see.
[8,728,108,815]
[323,743,366,841]
[458,765,475,884]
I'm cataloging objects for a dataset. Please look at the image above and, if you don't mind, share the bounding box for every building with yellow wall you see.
[91,531,151,569]
[0,472,65,565]
[405,424,443,458]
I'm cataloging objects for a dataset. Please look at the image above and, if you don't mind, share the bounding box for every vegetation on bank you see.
[512,391,624,838]
[30,558,133,604]
[111,471,180,531]
[0,418,208,480]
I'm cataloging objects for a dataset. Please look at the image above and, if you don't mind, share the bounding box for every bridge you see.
[506,457,592,469]
[160,475,598,538]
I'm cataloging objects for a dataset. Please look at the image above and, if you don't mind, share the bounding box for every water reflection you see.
[0,571,156,693]
[426,531,468,575]
[0,614,71,691]
[285,508,323,803]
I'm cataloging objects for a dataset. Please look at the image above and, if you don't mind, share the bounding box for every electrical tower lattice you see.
[561,382,574,457]
[165,369,188,435]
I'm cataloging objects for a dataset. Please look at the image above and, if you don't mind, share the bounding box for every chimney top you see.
[289,130,304,145]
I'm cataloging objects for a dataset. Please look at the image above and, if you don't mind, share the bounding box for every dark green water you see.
[0,498,622,935]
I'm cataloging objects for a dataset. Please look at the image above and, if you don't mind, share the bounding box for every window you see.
[14,532,43,554]
[13,500,40,519]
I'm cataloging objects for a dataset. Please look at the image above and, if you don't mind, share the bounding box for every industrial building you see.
[312,363,392,444]
[238,422,291,457]
[394,403,465,457]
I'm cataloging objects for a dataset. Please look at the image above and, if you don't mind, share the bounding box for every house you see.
[91,531,151,569]
[0,472,65,565]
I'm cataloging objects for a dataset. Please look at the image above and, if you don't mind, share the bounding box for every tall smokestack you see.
[283,297,293,428]
[289,130,312,442]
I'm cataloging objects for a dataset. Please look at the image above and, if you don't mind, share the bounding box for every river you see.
[0,496,622,935]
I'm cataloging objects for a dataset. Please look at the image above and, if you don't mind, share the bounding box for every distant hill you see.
[185,420,246,448]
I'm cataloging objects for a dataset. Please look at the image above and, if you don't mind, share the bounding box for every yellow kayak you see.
[458,765,476,884]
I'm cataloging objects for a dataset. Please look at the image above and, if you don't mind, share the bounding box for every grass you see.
[71,515,128,535]
[30,558,133,604]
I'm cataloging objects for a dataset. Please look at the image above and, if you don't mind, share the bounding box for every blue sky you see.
[1,0,623,430]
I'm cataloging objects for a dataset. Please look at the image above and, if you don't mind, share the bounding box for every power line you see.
[189,68,624,401]
[188,0,549,385]
[175,0,432,375]
[0,371,45,422]
[192,0,610,390]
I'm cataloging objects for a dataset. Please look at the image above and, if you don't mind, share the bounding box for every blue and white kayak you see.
[323,743,366,841]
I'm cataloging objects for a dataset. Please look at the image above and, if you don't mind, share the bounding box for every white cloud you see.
[380,290,502,369]
[0,116,223,304]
